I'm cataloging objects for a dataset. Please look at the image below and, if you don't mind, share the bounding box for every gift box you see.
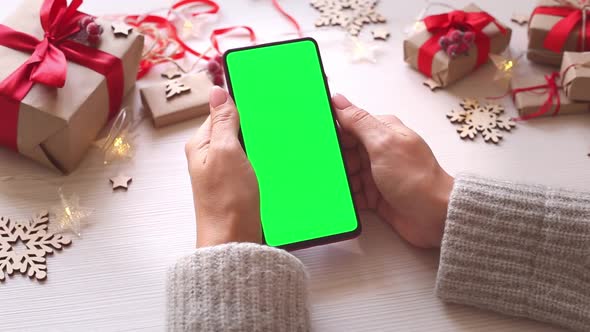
[403,4,512,87]
[527,0,590,66]
[560,51,590,101]
[511,73,590,119]
[140,73,213,128]
[0,0,144,173]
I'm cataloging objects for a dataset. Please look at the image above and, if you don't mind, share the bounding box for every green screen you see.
[225,39,358,247]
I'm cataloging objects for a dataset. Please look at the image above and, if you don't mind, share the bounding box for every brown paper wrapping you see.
[560,52,590,101]
[512,74,590,118]
[0,0,144,173]
[527,0,589,66]
[140,73,213,128]
[403,4,512,87]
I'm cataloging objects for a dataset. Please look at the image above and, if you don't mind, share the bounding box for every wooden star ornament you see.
[111,22,133,37]
[511,13,528,26]
[349,36,379,63]
[423,78,442,91]
[372,27,390,41]
[110,175,132,190]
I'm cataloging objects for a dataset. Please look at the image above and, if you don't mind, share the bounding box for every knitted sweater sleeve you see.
[167,243,309,332]
[436,174,590,331]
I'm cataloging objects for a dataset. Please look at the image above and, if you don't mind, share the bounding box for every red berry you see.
[207,60,222,74]
[463,31,475,44]
[213,54,223,64]
[87,34,100,44]
[447,44,459,57]
[456,42,469,54]
[449,30,463,43]
[439,36,450,50]
[87,22,102,36]
[212,74,224,87]
[80,16,94,28]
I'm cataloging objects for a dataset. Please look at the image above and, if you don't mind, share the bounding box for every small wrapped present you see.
[0,0,144,173]
[527,0,590,66]
[561,51,590,101]
[511,72,590,120]
[403,4,512,88]
[140,72,213,128]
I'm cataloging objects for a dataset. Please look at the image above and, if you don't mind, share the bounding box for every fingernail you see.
[210,86,228,108]
[332,94,352,110]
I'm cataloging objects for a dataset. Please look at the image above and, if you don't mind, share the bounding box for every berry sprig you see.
[72,16,103,46]
[439,30,474,58]
[207,55,225,87]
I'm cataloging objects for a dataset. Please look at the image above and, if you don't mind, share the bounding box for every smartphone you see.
[223,38,360,250]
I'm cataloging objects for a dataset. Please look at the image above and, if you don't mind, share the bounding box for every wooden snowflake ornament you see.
[447,99,516,144]
[0,211,71,281]
[165,80,191,99]
[310,0,387,36]
[161,67,183,80]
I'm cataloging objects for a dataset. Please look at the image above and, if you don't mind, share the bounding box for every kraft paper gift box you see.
[0,0,144,173]
[140,73,213,128]
[560,52,590,102]
[527,0,590,67]
[511,74,590,119]
[403,3,512,88]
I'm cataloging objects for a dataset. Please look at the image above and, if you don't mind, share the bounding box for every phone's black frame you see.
[223,37,361,251]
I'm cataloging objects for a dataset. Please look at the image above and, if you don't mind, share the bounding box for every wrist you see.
[196,212,262,248]
[430,170,453,247]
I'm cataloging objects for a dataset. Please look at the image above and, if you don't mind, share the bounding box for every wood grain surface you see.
[1,0,585,330]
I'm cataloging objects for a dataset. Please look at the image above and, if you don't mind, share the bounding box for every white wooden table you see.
[1,0,585,331]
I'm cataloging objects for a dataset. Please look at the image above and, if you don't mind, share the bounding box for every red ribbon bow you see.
[417,10,506,78]
[532,6,590,53]
[0,0,124,151]
[512,72,561,121]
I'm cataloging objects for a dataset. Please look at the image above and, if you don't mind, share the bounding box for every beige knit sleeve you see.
[436,174,590,331]
[167,243,309,332]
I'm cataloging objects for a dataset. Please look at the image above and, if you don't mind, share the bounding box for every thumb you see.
[209,86,240,145]
[332,94,391,152]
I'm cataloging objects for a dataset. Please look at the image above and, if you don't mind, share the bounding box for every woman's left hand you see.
[185,86,262,248]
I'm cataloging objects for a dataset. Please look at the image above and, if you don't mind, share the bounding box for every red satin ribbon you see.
[126,14,189,79]
[127,0,227,78]
[0,0,124,151]
[512,72,561,121]
[417,10,507,78]
[532,6,590,53]
[171,0,220,17]
[271,0,302,37]
[210,26,257,55]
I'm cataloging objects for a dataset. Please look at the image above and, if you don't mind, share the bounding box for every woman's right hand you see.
[332,94,454,249]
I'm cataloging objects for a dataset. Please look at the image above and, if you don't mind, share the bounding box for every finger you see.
[361,170,379,209]
[332,94,394,150]
[376,115,413,137]
[353,192,368,210]
[185,116,212,157]
[194,116,212,148]
[209,86,240,145]
[340,132,358,149]
[376,115,404,129]
[343,149,361,174]
[350,174,362,193]
[358,145,371,170]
